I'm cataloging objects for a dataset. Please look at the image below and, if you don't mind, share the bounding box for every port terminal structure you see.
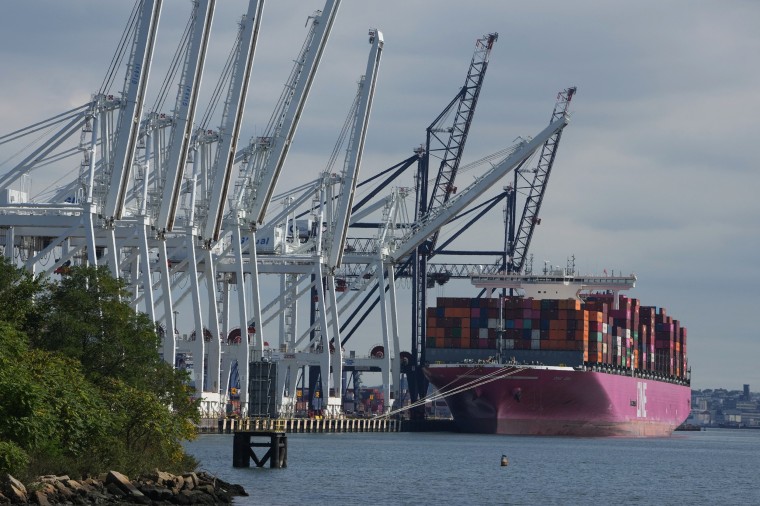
[0,1,574,421]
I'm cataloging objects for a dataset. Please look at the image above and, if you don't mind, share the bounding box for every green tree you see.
[32,266,162,387]
[0,322,112,478]
[0,258,44,332]
[33,265,200,433]
[0,261,199,478]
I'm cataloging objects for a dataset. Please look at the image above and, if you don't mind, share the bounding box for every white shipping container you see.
[488,318,499,328]
[531,339,541,350]
[532,329,541,339]
[479,328,489,339]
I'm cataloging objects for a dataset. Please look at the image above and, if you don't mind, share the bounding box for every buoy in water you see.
[501,455,509,466]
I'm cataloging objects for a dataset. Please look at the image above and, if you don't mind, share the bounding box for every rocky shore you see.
[1,470,248,505]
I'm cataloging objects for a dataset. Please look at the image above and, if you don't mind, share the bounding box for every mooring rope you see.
[379,364,529,419]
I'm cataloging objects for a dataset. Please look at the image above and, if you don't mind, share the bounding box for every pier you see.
[232,431,287,469]
[201,416,401,434]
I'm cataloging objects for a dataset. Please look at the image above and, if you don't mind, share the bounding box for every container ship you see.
[422,272,691,436]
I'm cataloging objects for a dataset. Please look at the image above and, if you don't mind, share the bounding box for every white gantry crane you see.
[137,0,342,412]
[222,0,342,413]
[176,0,264,403]
[205,20,383,416]
[286,27,384,417]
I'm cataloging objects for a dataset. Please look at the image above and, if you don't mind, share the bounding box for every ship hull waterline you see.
[423,364,691,437]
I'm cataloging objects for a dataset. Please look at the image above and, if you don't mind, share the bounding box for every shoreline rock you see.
[2,470,247,505]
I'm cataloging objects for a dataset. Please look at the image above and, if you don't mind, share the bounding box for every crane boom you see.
[103,0,163,221]
[202,0,265,243]
[508,86,576,273]
[392,114,570,263]
[157,0,216,232]
[327,29,383,269]
[242,0,341,227]
[0,111,88,191]
[424,32,497,251]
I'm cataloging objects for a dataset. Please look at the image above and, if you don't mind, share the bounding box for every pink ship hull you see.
[423,364,691,436]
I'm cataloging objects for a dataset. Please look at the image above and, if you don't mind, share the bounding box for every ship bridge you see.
[470,271,636,309]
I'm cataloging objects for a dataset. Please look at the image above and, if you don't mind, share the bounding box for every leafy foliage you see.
[0,259,44,332]
[0,260,199,479]
[0,441,29,476]
[31,266,162,385]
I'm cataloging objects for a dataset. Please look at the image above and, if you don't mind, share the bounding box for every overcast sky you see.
[1,1,758,390]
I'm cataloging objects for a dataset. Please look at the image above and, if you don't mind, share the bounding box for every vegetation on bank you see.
[0,259,200,481]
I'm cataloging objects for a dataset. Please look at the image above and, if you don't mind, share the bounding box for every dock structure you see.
[233,431,287,469]
[203,416,400,434]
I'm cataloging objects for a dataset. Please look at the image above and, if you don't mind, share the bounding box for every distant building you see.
[723,409,742,426]
[689,386,757,428]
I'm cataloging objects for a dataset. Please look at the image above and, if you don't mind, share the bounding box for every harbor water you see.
[184,428,760,505]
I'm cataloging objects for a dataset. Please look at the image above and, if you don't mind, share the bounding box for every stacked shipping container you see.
[426,294,688,380]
